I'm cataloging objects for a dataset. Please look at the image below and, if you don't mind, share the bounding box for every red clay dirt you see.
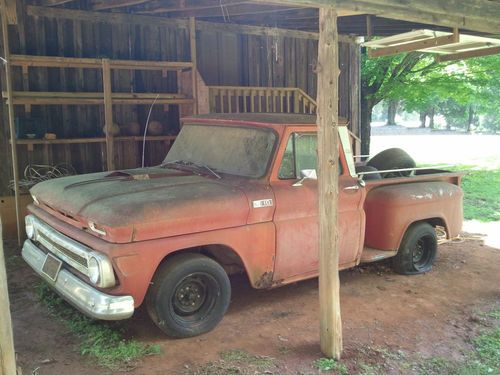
[6,236,500,374]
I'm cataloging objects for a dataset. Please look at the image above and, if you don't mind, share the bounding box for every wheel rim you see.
[171,272,219,324]
[412,236,434,270]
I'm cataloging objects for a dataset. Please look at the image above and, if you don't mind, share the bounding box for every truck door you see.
[271,129,365,282]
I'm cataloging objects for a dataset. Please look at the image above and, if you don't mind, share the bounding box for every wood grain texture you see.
[0,215,17,375]
[1,0,22,244]
[316,6,342,360]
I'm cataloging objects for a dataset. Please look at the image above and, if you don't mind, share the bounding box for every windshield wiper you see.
[161,160,221,179]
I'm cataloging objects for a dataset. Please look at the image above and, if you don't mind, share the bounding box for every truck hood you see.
[30,167,250,242]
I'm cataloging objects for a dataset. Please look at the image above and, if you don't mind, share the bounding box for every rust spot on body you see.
[254,271,274,289]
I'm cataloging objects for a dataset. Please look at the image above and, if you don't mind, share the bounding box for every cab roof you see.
[182,113,348,126]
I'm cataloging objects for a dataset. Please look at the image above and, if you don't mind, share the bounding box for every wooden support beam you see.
[189,17,198,114]
[0,216,17,375]
[366,15,372,40]
[40,0,77,5]
[436,46,500,62]
[102,59,115,171]
[316,6,342,359]
[91,0,151,11]
[9,54,193,70]
[26,5,359,43]
[255,0,500,34]
[5,0,17,25]
[0,0,22,245]
[137,0,249,14]
[368,33,459,58]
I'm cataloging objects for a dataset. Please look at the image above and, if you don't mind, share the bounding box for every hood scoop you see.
[63,168,190,190]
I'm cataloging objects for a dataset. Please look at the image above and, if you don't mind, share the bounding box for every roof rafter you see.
[252,0,500,34]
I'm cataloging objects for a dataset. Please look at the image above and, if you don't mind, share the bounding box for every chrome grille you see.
[37,231,88,267]
[31,216,91,276]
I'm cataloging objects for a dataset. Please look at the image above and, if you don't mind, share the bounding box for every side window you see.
[278,133,342,179]
[278,133,317,179]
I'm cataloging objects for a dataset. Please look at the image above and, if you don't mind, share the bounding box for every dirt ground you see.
[6,231,499,375]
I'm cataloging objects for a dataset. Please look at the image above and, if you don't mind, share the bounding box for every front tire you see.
[146,253,231,338]
[392,222,437,275]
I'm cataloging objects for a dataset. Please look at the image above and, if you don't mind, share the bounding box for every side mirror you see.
[293,169,317,187]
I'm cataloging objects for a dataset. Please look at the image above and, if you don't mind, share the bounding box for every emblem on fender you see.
[252,199,273,208]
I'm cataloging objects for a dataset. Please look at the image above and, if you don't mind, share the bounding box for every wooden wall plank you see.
[0,4,361,195]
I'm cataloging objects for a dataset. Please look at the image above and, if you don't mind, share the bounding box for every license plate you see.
[41,253,63,282]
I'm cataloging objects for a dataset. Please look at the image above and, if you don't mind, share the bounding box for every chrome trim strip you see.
[22,240,134,320]
[28,214,116,288]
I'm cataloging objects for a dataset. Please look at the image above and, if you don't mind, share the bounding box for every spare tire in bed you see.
[367,148,416,178]
[355,165,382,180]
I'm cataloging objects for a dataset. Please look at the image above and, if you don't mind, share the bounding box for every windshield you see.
[164,124,277,178]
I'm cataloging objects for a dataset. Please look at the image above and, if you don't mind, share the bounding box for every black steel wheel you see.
[392,222,437,275]
[146,253,231,338]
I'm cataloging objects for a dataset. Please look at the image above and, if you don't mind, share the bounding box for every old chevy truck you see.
[22,114,463,338]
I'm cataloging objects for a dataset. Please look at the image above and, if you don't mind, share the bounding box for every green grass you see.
[35,282,160,369]
[313,358,348,374]
[459,168,500,222]
[365,310,500,375]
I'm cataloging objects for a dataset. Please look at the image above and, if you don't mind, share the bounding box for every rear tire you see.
[392,222,437,275]
[367,148,416,178]
[146,253,231,338]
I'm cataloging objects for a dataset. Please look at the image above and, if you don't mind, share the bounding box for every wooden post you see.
[189,17,198,114]
[317,7,342,359]
[1,0,22,245]
[0,216,18,375]
[102,58,115,171]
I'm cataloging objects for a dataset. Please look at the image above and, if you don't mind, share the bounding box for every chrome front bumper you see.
[22,239,134,320]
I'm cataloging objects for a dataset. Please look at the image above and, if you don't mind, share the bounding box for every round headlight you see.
[88,257,101,285]
[25,216,35,239]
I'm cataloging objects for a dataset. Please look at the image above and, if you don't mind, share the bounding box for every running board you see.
[360,247,398,263]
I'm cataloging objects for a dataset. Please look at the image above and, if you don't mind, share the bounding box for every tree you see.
[361,51,500,148]
[386,99,399,125]
[360,51,437,155]
[396,54,500,132]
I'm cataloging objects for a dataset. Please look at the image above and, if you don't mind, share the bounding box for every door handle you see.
[343,185,360,191]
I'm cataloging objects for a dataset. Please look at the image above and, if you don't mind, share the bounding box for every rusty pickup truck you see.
[22,113,463,338]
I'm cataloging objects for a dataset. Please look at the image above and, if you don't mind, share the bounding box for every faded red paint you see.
[28,114,463,308]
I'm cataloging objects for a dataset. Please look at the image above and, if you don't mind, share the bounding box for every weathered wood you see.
[5,0,17,25]
[41,0,77,5]
[91,0,151,11]
[26,5,359,43]
[102,58,115,171]
[437,46,500,62]
[316,6,342,359]
[10,54,193,70]
[27,5,188,29]
[253,0,500,34]
[368,33,459,57]
[1,0,22,245]
[349,43,361,155]
[189,17,198,114]
[0,215,17,375]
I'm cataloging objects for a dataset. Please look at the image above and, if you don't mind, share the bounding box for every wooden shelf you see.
[12,135,176,145]
[2,91,194,105]
[10,54,193,71]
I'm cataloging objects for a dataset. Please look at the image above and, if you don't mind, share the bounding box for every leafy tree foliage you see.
[361,51,500,153]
